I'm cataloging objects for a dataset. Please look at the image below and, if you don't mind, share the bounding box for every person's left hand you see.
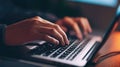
[55,16,92,39]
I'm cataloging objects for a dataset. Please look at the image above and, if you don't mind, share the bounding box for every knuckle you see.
[49,28,56,32]
[31,19,39,25]
[30,19,38,25]
[54,24,60,29]
[33,16,40,19]
[32,16,44,22]
[63,16,70,20]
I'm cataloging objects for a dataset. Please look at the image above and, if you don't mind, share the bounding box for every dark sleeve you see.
[0,9,59,25]
[0,24,6,46]
[0,0,59,25]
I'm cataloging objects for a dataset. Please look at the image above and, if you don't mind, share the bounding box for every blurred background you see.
[0,0,120,34]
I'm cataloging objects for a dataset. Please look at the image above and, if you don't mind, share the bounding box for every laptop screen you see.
[66,0,118,36]
[117,5,120,15]
[68,0,118,7]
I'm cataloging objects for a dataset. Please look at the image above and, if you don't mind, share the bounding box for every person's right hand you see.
[5,16,69,46]
[55,16,92,39]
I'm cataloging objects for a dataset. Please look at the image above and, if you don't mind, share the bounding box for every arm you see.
[5,16,69,46]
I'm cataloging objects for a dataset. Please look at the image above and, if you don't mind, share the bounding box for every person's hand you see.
[5,16,69,46]
[55,16,92,39]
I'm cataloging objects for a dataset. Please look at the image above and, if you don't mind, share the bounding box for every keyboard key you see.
[30,36,92,62]
[42,46,60,56]
[59,41,79,59]
[50,45,70,58]
[29,43,56,55]
[69,38,91,60]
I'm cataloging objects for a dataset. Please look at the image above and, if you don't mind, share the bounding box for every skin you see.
[5,16,92,46]
[56,16,92,39]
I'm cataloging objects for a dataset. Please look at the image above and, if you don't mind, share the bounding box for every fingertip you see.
[90,29,93,33]
[55,40,59,45]
[84,31,88,36]
[66,40,70,45]
[88,26,93,33]
[77,34,83,40]
[60,40,65,46]
[63,33,69,45]
[89,28,92,33]
[65,36,69,45]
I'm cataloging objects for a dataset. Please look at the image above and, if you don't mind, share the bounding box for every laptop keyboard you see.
[28,37,91,60]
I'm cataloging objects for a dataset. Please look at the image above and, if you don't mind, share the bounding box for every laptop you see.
[14,0,119,67]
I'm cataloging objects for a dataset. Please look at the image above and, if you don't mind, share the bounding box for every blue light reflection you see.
[68,0,118,7]
[116,5,120,15]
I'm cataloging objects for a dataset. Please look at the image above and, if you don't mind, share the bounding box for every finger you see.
[42,35,59,45]
[53,24,69,45]
[33,17,69,45]
[55,20,68,32]
[31,16,47,23]
[26,32,59,45]
[55,20,63,26]
[38,26,65,45]
[64,17,83,39]
[75,17,92,35]
[37,20,69,45]
[31,16,54,24]
[60,26,68,32]
[72,23,83,39]
[86,20,92,33]
[76,17,89,35]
